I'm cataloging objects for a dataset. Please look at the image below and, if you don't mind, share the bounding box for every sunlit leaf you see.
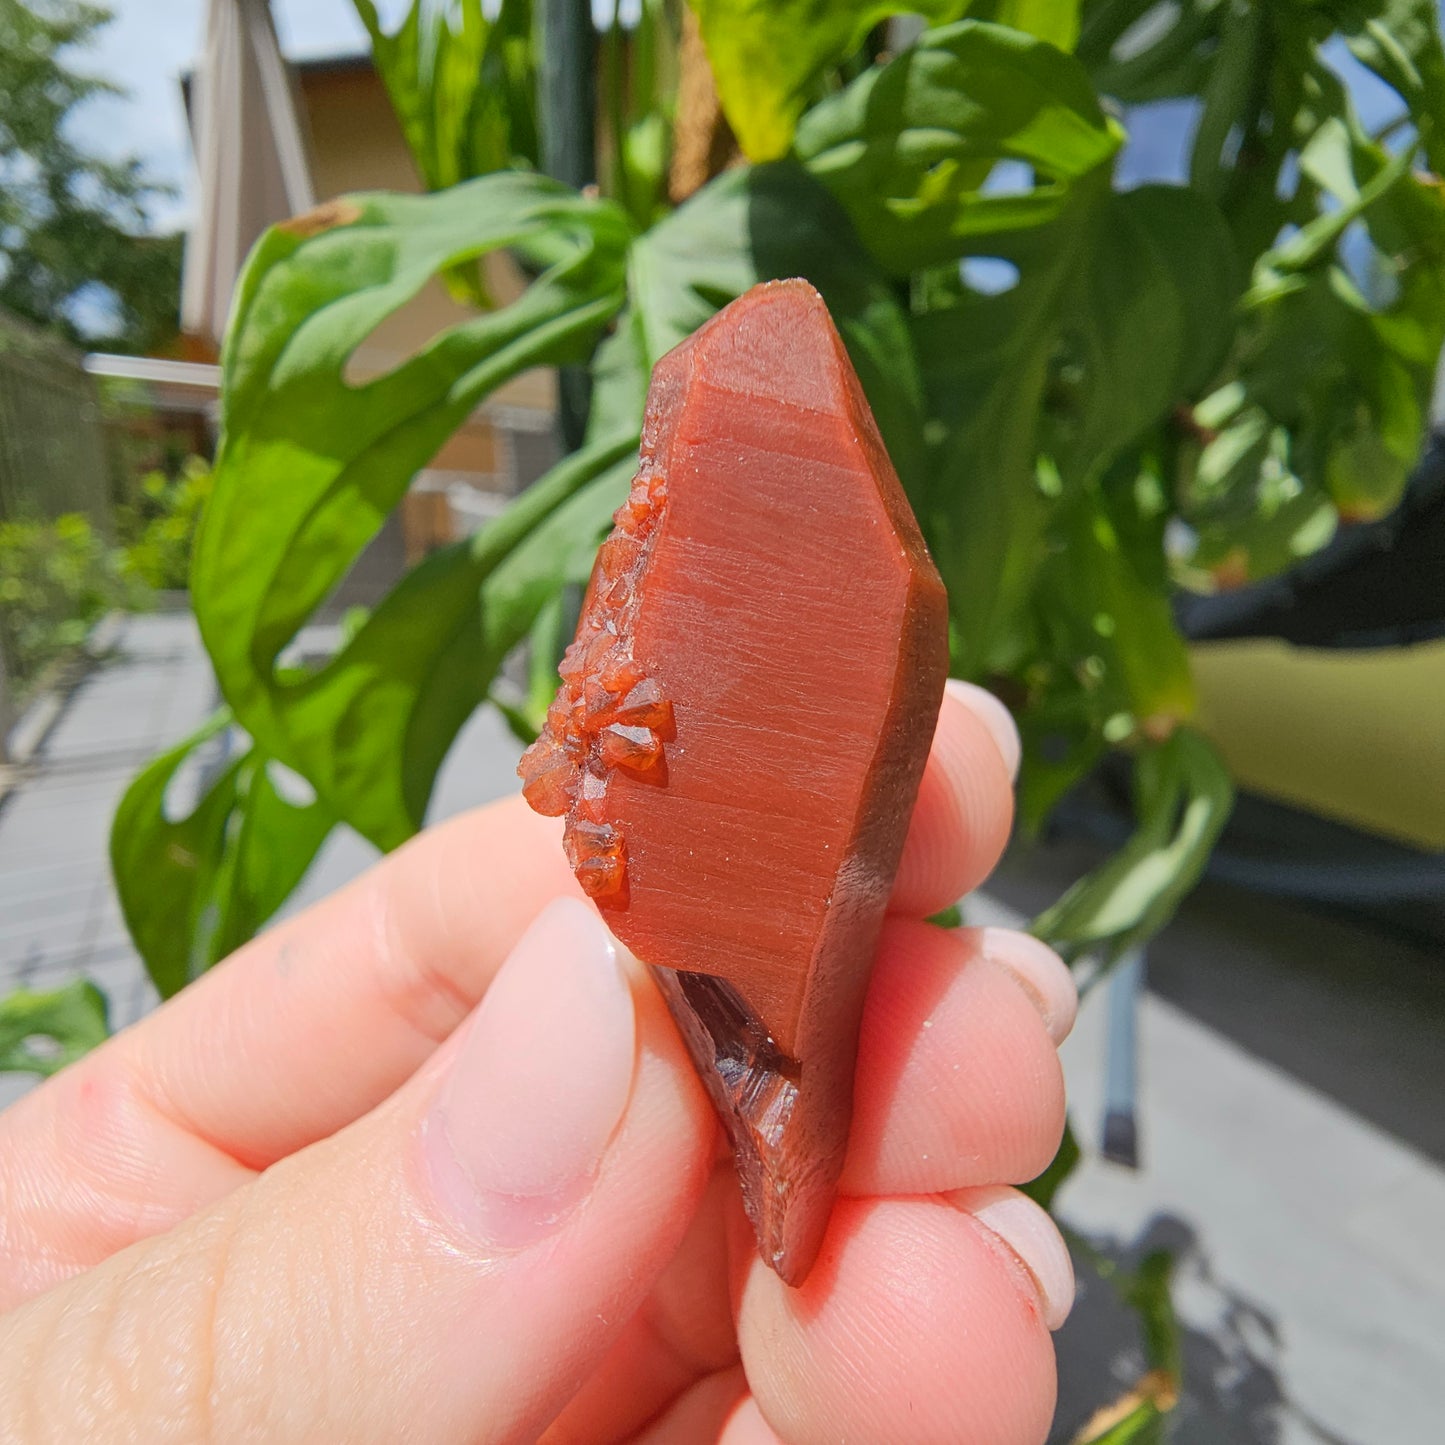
[1176,407,1339,586]
[988,0,1081,50]
[110,713,336,996]
[0,980,109,1077]
[1022,1116,1081,1210]
[193,175,632,850]
[1246,138,1416,305]
[354,0,537,189]
[1033,728,1234,967]
[1181,103,1445,576]
[798,21,1121,274]
[290,434,637,846]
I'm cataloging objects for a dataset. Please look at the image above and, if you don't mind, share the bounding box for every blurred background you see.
[0,3,1441,1442]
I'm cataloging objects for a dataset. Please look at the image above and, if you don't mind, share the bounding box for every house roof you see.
[179,49,375,124]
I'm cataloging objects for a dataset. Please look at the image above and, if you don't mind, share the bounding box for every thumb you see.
[0,899,715,1444]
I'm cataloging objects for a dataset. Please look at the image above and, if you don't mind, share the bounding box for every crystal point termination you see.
[518,278,949,1285]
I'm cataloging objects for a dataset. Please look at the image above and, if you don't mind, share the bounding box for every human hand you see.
[0,680,1076,1444]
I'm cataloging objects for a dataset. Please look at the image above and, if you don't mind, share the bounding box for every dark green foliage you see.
[98,0,1445,1021]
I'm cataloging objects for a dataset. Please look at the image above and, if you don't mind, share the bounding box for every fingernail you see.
[957,1184,1075,1331]
[944,679,1021,781]
[979,927,1077,1045]
[422,898,635,1249]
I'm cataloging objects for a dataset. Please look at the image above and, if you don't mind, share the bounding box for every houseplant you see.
[108,0,1445,993]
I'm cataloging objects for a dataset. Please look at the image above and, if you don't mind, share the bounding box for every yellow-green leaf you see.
[687,0,967,161]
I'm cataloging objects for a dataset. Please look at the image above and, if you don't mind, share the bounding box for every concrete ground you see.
[978,854,1445,1445]
[1,612,1440,1444]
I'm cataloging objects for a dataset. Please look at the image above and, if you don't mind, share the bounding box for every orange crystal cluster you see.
[516,459,674,903]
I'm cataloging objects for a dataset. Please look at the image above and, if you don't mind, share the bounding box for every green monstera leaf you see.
[116,432,638,991]
[912,181,1238,679]
[0,980,109,1077]
[798,21,1121,275]
[192,175,633,852]
[111,712,336,998]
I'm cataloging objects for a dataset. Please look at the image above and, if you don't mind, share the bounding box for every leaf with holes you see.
[192,174,632,850]
[0,980,109,1077]
[279,433,638,849]
[110,713,336,997]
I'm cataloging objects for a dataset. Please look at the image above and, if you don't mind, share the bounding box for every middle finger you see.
[841,917,1074,1198]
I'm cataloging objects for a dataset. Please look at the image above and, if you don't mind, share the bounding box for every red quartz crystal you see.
[518,279,949,1284]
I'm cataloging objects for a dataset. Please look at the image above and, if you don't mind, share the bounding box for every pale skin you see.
[0,681,1078,1444]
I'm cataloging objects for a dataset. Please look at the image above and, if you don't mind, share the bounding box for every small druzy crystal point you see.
[518,279,949,1284]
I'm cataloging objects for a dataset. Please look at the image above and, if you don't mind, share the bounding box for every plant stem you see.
[604,0,629,216]
[538,0,597,451]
